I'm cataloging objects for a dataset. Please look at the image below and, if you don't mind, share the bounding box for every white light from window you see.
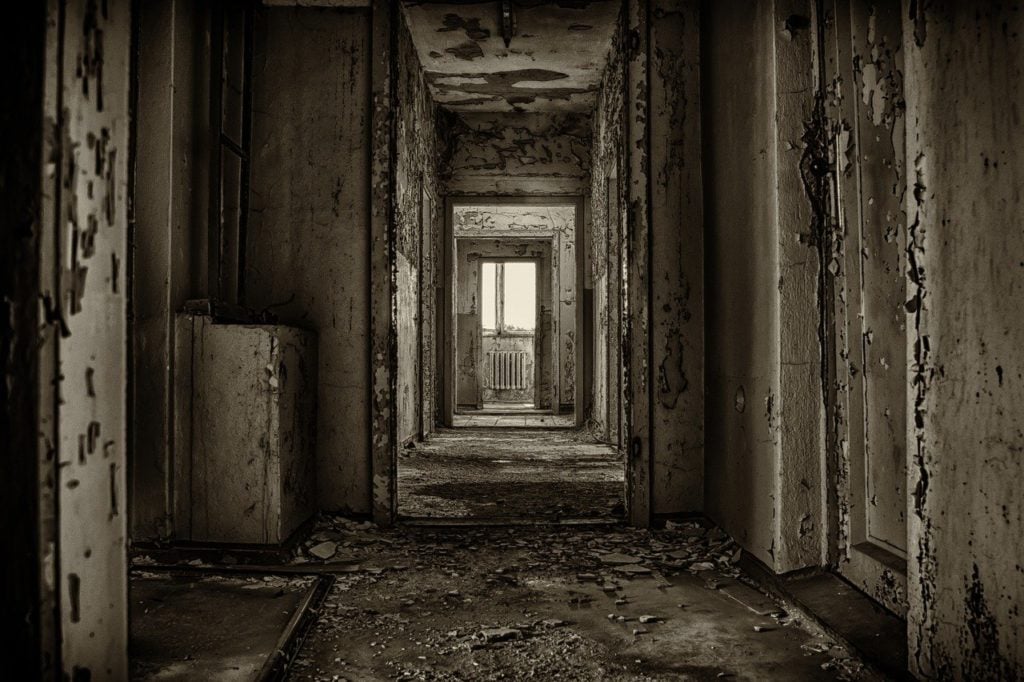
[503,262,536,331]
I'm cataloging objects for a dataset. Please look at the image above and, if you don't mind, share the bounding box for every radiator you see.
[488,350,528,390]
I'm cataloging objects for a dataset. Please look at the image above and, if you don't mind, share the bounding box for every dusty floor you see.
[130,572,316,680]
[398,427,623,519]
[452,414,574,428]
[286,517,879,681]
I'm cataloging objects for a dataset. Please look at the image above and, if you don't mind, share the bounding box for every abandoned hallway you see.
[3,0,1024,680]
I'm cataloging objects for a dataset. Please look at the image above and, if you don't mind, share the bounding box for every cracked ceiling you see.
[401,1,619,112]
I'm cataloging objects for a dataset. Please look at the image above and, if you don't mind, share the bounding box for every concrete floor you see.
[130,572,316,680]
[287,518,880,681]
[398,427,623,519]
[452,414,575,428]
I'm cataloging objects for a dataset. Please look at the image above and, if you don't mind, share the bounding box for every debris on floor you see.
[280,516,879,681]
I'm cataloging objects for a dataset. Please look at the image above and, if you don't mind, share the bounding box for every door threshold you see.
[398,515,624,528]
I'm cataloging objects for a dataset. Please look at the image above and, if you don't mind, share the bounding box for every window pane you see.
[503,262,536,331]
[481,262,496,331]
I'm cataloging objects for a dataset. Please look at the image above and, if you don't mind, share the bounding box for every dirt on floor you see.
[398,427,624,519]
[285,516,880,681]
[130,572,315,680]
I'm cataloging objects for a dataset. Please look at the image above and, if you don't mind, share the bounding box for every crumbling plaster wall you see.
[442,112,592,197]
[396,14,445,445]
[904,2,1024,678]
[649,0,705,514]
[245,6,373,513]
[589,15,625,447]
[823,0,910,616]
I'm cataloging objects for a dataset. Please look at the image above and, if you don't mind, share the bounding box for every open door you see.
[479,260,538,407]
[824,0,908,616]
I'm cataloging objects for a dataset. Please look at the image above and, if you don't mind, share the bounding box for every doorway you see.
[442,199,584,427]
[396,198,623,521]
[480,259,539,409]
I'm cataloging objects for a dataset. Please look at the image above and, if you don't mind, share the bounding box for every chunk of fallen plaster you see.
[480,627,521,643]
[309,541,337,560]
[598,552,642,565]
[541,619,568,628]
[613,564,652,576]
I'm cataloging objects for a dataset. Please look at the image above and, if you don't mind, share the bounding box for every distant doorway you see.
[443,199,583,425]
[480,259,538,409]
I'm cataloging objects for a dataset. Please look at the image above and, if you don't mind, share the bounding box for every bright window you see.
[482,261,536,333]
[503,262,536,331]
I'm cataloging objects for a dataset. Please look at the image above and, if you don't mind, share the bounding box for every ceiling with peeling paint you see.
[401,1,620,112]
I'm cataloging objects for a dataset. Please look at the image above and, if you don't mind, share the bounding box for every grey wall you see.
[904,1,1024,677]
[246,6,372,514]
[701,0,826,570]
[131,0,211,541]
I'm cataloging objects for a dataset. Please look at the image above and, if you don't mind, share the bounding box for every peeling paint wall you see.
[46,0,132,676]
[903,2,1024,678]
[770,0,828,574]
[245,6,372,513]
[396,11,445,446]
[649,0,704,514]
[442,112,592,196]
[823,0,910,616]
[589,13,626,447]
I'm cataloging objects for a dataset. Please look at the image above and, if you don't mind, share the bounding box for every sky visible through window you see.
[504,262,536,331]
[482,261,536,332]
